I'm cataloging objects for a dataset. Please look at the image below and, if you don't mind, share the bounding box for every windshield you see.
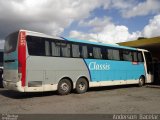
[4,32,18,53]
[144,52,153,74]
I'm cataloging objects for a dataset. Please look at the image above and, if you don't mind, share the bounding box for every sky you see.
[0,0,160,49]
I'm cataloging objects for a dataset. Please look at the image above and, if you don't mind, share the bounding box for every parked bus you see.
[3,30,153,95]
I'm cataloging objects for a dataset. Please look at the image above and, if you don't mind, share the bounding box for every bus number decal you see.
[19,32,26,46]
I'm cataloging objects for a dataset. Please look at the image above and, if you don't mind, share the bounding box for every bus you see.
[3,30,153,95]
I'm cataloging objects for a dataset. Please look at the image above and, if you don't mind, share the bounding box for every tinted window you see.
[93,47,102,59]
[108,49,120,60]
[122,50,132,61]
[72,44,80,58]
[62,43,71,57]
[133,52,138,62]
[81,45,88,58]
[27,36,45,56]
[4,32,18,53]
[101,48,107,59]
[138,52,144,62]
[144,52,152,62]
[51,41,60,57]
[88,45,93,58]
[144,52,153,73]
[45,41,50,56]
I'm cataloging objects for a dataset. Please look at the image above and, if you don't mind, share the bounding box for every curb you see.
[146,85,160,88]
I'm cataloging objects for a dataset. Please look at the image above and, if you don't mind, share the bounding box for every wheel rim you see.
[60,83,69,92]
[78,82,86,91]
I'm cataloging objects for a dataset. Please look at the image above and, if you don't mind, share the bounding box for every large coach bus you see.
[3,30,153,95]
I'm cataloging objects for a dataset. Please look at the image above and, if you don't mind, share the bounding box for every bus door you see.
[144,52,153,83]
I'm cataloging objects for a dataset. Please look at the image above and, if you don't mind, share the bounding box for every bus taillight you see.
[18,31,26,87]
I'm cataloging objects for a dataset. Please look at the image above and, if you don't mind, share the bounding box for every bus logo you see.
[89,62,110,71]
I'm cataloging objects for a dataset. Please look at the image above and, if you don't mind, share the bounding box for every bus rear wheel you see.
[76,78,88,94]
[139,76,145,87]
[57,78,72,95]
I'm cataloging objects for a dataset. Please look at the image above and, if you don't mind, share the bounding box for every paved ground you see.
[0,85,160,114]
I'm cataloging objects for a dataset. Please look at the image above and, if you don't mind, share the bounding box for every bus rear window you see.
[4,32,18,53]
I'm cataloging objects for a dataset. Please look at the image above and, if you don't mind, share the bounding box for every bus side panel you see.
[25,56,90,92]
[84,59,145,83]
[24,57,145,92]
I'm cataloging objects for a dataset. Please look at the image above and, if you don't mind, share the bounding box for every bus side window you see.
[133,52,138,62]
[93,47,102,59]
[108,49,120,60]
[81,46,88,58]
[72,44,80,58]
[45,41,51,56]
[122,50,132,61]
[51,41,60,57]
[138,52,144,62]
[102,47,107,59]
[27,36,45,56]
[61,43,71,57]
[88,45,93,58]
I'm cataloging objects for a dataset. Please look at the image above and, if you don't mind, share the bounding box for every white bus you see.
[3,30,153,95]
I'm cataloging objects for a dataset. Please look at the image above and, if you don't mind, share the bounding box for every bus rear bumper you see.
[3,80,24,92]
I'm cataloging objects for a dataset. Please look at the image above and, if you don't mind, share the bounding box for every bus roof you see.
[21,29,64,41]
[20,29,139,51]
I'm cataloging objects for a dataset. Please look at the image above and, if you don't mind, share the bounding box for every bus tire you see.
[76,78,88,94]
[57,78,72,95]
[139,76,145,87]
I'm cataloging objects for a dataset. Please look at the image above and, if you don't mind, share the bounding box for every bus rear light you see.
[18,31,26,87]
